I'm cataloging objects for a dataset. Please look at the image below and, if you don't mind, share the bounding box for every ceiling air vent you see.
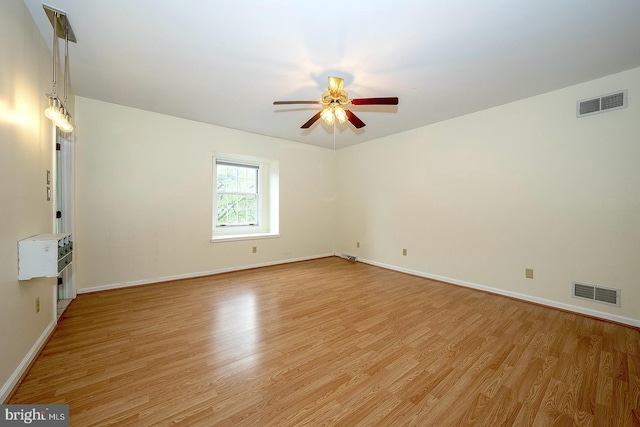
[577,90,627,117]
[572,282,620,306]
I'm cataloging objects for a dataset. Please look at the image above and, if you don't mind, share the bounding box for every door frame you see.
[54,128,76,304]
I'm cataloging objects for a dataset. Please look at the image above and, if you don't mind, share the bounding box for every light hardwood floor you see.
[9,257,640,426]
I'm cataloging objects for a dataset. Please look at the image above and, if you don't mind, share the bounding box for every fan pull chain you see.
[333,123,336,153]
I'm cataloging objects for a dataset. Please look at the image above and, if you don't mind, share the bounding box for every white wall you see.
[74,97,336,290]
[336,67,640,325]
[0,0,62,401]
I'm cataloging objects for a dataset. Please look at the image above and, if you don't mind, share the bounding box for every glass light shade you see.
[334,107,347,123]
[54,107,67,127]
[44,97,62,121]
[321,107,335,125]
[59,113,74,133]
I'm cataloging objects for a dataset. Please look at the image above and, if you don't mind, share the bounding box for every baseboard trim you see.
[78,252,640,328]
[77,253,334,294]
[1,319,56,403]
[355,257,640,329]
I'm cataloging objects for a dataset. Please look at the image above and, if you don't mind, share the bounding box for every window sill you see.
[210,233,280,243]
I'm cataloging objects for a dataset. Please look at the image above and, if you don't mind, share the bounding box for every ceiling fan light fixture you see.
[328,76,344,98]
[334,106,347,123]
[273,75,398,130]
[321,107,335,125]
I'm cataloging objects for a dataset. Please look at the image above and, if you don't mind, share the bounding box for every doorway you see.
[55,128,75,317]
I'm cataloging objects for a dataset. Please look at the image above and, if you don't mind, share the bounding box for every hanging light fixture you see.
[58,27,74,132]
[319,78,350,126]
[43,5,76,133]
[43,9,61,123]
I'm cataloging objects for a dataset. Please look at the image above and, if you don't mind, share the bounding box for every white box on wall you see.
[18,233,73,280]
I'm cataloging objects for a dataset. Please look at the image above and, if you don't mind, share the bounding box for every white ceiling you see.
[24,0,640,149]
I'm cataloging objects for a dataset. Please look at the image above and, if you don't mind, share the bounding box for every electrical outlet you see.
[402,248,407,256]
[525,268,534,279]
[252,246,257,253]
[36,297,40,313]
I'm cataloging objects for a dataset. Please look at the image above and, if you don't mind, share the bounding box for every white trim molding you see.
[83,252,639,328]
[349,255,640,329]
[78,253,334,294]
[1,320,56,403]
[210,232,280,243]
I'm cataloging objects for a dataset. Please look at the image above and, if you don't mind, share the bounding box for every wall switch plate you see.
[402,248,407,256]
[525,268,534,279]
[252,246,257,253]
[357,242,360,248]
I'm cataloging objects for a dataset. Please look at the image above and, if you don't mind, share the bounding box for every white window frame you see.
[215,160,260,227]
[212,153,279,242]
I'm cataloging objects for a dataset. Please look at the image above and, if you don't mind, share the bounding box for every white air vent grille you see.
[341,253,358,262]
[577,90,627,117]
[572,282,620,306]
[601,92,625,111]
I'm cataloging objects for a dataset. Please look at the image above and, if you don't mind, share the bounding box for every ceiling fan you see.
[273,76,399,129]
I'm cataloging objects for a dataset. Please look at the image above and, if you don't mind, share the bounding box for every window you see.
[212,154,279,241]
[216,161,259,227]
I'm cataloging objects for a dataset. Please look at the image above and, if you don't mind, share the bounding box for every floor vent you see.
[572,282,620,306]
[577,90,627,117]
[341,253,358,262]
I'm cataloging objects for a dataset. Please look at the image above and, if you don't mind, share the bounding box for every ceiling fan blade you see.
[350,97,399,106]
[274,100,321,105]
[301,111,322,129]
[345,110,366,129]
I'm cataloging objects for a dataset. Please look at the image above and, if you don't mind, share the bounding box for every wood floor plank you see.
[8,257,640,426]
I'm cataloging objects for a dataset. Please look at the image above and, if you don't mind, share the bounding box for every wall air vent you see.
[577,90,627,117]
[341,253,358,262]
[572,282,620,306]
